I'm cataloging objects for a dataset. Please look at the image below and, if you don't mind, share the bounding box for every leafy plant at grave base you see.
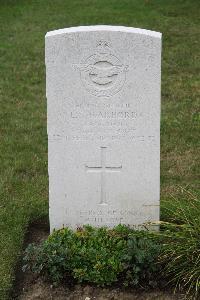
[158,188,200,299]
[23,225,161,287]
[122,234,161,287]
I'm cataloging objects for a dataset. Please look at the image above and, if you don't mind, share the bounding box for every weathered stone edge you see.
[45,25,162,39]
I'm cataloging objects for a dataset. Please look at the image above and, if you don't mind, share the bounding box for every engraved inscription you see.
[85,147,122,205]
[56,101,148,142]
[77,41,128,97]
[50,134,156,143]
[78,208,149,226]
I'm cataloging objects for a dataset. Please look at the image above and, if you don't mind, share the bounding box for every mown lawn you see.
[0,0,199,298]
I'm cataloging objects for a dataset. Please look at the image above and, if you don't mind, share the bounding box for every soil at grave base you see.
[12,220,185,300]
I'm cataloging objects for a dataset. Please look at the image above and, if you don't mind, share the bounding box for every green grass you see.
[0,0,199,298]
[159,188,200,298]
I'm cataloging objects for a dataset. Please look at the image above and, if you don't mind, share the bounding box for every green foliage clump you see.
[23,225,161,287]
[159,188,200,299]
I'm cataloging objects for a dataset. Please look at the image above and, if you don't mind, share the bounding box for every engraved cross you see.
[85,147,122,205]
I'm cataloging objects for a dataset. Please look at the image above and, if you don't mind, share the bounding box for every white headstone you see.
[45,25,162,232]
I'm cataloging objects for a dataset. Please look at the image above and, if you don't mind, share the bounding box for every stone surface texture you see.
[45,25,162,231]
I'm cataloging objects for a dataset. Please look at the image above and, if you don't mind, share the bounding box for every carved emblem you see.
[78,41,128,97]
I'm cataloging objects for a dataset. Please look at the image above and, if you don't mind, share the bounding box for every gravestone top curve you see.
[46,25,161,38]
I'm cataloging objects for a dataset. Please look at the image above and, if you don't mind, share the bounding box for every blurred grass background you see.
[0,0,199,298]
